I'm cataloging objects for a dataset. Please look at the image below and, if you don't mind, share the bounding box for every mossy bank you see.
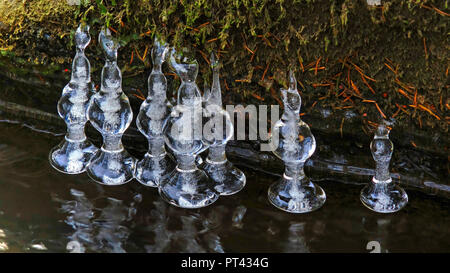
[0,0,448,140]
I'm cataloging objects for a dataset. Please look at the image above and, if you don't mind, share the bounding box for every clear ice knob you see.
[360,124,408,213]
[49,23,98,174]
[135,37,175,187]
[202,53,246,195]
[159,48,219,209]
[86,28,136,185]
[268,70,326,213]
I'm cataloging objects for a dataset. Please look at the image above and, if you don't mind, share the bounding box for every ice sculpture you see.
[202,53,246,195]
[86,28,136,185]
[360,124,408,213]
[268,70,326,213]
[159,48,219,208]
[49,23,98,174]
[134,38,175,187]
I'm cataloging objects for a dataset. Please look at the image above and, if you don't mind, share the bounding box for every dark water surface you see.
[0,121,448,253]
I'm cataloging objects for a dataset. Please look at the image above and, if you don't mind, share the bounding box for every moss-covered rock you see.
[0,0,448,135]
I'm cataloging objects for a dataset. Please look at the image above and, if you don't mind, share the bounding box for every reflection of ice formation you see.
[57,189,138,253]
[143,201,235,253]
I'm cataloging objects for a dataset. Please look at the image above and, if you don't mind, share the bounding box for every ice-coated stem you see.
[284,162,306,180]
[207,145,227,163]
[102,134,123,152]
[176,154,197,171]
[371,124,393,183]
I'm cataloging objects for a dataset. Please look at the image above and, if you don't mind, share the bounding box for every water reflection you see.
[284,222,310,253]
[0,121,449,253]
[54,189,134,253]
[54,187,234,253]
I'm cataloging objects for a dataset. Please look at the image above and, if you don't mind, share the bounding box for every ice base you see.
[202,159,246,195]
[134,153,176,187]
[268,174,326,213]
[159,168,219,209]
[360,178,408,213]
[86,147,136,186]
[49,137,98,174]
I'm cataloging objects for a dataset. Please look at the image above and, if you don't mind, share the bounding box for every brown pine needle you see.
[347,68,351,87]
[139,30,151,37]
[350,80,361,96]
[207,38,218,43]
[312,83,331,88]
[374,102,387,119]
[360,75,375,94]
[394,78,414,93]
[384,63,396,74]
[396,103,410,114]
[251,93,264,101]
[431,4,450,16]
[131,93,145,101]
[129,51,134,65]
[304,61,316,69]
[308,67,325,72]
[392,107,402,118]
[363,100,387,119]
[340,118,345,138]
[418,104,441,120]
[349,61,363,74]
[198,50,210,65]
[135,48,144,62]
[243,44,254,55]
[332,72,342,79]
[414,89,418,106]
[423,37,428,59]
[142,46,149,61]
[363,74,377,82]
[250,47,257,62]
[186,26,199,32]
[397,88,412,100]
[343,95,352,102]
[262,62,269,81]
[298,55,304,72]
[224,79,230,91]
[385,58,394,66]
[270,87,283,107]
[197,22,210,28]
[136,88,145,98]
[109,27,118,33]
[314,57,321,75]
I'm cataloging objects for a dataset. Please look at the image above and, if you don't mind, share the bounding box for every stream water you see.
[0,121,448,253]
